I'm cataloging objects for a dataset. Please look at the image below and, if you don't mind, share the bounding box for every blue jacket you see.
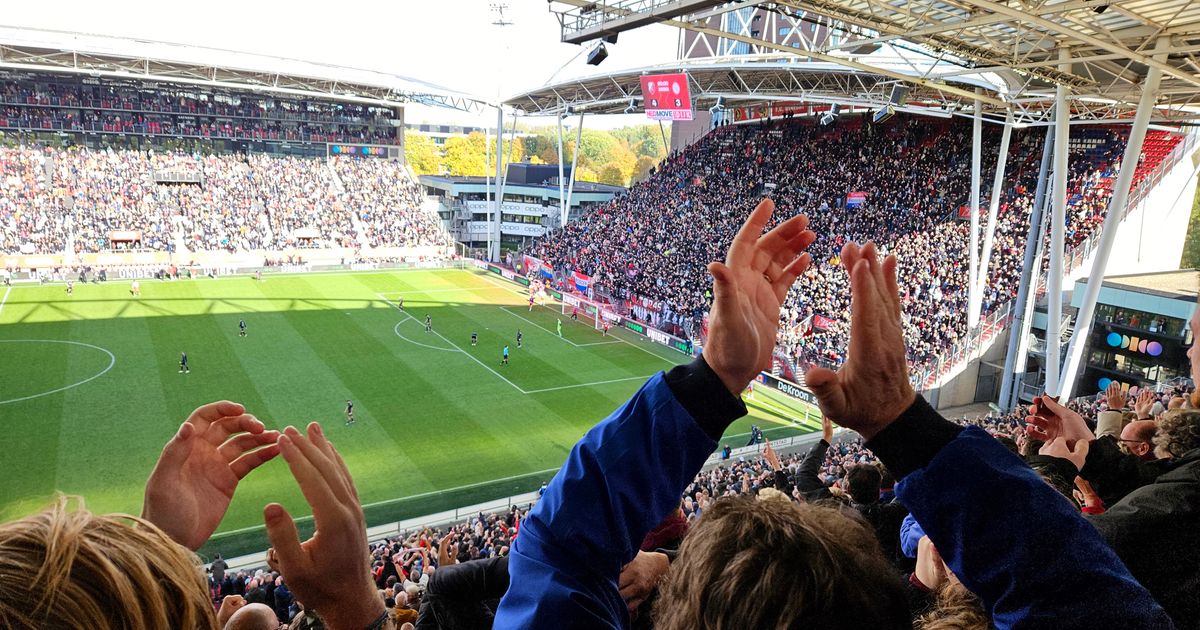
[869,396,1173,630]
[495,359,743,628]
[495,362,1172,629]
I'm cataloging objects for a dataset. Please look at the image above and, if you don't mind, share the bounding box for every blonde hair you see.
[0,496,218,629]
[916,581,992,630]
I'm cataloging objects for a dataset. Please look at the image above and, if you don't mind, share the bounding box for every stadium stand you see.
[525,116,1182,385]
[0,79,399,145]
[0,147,451,255]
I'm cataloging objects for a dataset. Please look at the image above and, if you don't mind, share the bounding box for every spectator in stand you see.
[494,199,1170,629]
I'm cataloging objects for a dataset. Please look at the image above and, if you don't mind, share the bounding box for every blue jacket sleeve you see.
[872,397,1173,630]
[899,512,924,559]
[494,359,745,629]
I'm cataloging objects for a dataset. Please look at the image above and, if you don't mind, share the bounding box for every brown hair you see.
[653,496,910,630]
[1154,409,1200,459]
[0,496,218,629]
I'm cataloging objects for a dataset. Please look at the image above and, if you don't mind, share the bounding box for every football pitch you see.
[0,267,819,557]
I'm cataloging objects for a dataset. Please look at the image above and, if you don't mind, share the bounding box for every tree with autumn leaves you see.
[404,124,669,187]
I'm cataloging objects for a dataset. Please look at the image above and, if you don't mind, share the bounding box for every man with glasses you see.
[1118,420,1158,461]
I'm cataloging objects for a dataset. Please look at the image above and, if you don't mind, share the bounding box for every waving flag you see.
[573,271,591,293]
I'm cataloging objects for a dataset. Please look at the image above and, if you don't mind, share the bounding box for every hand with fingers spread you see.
[1133,389,1157,420]
[1025,395,1094,447]
[805,242,915,439]
[703,197,815,395]
[1104,381,1125,411]
[142,400,280,550]
[264,423,385,630]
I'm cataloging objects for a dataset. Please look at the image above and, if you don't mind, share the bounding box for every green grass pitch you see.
[0,268,819,558]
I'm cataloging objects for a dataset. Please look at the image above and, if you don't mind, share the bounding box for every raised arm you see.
[806,242,1172,630]
[494,198,814,627]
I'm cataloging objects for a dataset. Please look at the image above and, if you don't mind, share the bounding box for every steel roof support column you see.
[968,89,983,330]
[557,112,567,227]
[486,124,492,260]
[493,105,504,263]
[972,109,1014,325]
[999,123,1054,409]
[564,112,585,227]
[1045,47,1072,397]
[1058,37,1168,400]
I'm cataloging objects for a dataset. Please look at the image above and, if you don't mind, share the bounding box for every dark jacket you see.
[853,499,911,571]
[1089,447,1200,630]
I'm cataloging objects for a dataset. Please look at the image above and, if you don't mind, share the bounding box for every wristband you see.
[362,611,390,630]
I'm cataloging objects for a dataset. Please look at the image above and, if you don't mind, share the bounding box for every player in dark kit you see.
[516,329,523,348]
[502,345,509,365]
[179,352,189,374]
[397,296,404,310]
[66,281,73,296]
[471,332,478,346]
[239,319,247,337]
[345,400,354,426]
[425,314,432,332]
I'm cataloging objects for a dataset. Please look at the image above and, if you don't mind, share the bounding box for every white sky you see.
[0,0,679,129]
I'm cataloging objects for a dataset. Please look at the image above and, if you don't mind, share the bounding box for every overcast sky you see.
[0,0,679,128]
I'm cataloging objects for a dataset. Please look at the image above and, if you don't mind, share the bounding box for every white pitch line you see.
[210,465,563,537]
[379,285,510,296]
[498,306,618,348]
[0,286,10,319]
[392,319,458,352]
[524,374,656,394]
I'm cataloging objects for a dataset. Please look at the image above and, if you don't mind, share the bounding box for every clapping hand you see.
[263,423,384,630]
[1103,381,1125,411]
[1134,389,1157,419]
[1026,395,1094,447]
[763,439,783,471]
[807,243,916,439]
[143,401,280,551]
[703,198,815,395]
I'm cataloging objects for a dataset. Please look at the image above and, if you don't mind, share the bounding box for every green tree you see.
[404,132,440,175]
[632,155,657,183]
[598,163,626,187]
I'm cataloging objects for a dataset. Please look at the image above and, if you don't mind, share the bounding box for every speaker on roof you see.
[603,33,618,44]
[587,42,609,66]
[873,105,895,124]
[889,84,910,106]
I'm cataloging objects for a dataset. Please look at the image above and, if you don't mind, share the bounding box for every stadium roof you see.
[506,56,1006,121]
[513,0,1200,125]
[0,25,488,112]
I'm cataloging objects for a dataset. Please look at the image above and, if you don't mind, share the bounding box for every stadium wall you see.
[1,246,453,273]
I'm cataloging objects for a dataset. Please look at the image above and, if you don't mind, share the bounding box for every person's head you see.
[845,464,883,504]
[1154,409,1200,459]
[0,497,218,629]
[654,496,909,630]
[225,603,278,630]
[1119,420,1158,460]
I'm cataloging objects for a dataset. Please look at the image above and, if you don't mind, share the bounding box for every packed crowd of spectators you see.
[0,146,451,255]
[527,115,1129,377]
[0,80,399,145]
[1,201,1196,630]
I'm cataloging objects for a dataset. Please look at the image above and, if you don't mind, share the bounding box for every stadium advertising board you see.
[624,320,646,334]
[329,144,389,158]
[755,372,818,406]
[640,73,693,121]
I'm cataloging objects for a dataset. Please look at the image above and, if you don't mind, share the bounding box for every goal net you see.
[560,292,620,331]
